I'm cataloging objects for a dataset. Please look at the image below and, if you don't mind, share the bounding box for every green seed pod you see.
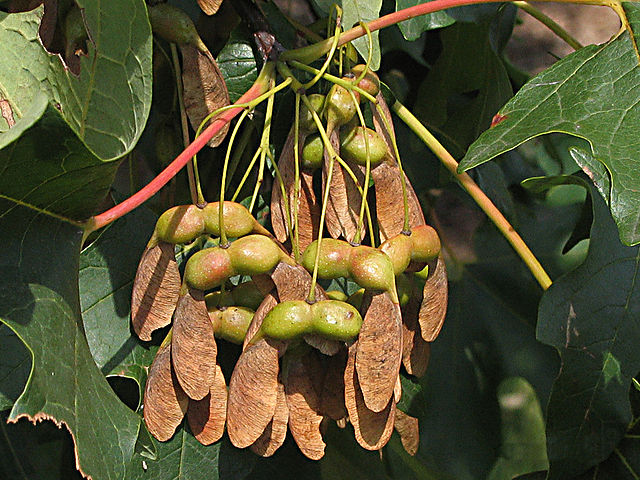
[311,300,363,341]
[260,300,312,340]
[410,225,441,263]
[301,239,351,279]
[326,290,348,302]
[299,94,325,133]
[379,233,413,275]
[323,83,359,131]
[301,134,325,171]
[349,246,396,293]
[148,3,203,49]
[210,306,254,345]
[184,247,234,291]
[340,126,388,167]
[202,201,256,238]
[227,234,282,275]
[231,281,265,311]
[351,64,381,98]
[155,205,205,244]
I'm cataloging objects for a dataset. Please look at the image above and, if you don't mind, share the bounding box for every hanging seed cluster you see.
[132,64,447,459]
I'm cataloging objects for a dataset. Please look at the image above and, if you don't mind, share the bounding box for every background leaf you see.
[537,179,640,478]
[459,32,640,246]
[396,0,454,41]
[0,100,140,479]
[0,1,152,159]
[217,30,259,103]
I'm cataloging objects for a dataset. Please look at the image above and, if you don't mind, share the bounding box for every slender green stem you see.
[288,60,378,104]
[293,94,302,262]
[513,1,583,51]
[170,43,202,206]
[393,101,552,291]
[231,147,263,202]
[226,119,255,184]
[302,8,342,91]
[614,448,640,480]
[219,109,250,245]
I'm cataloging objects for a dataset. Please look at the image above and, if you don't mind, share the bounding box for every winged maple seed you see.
[131,64,447,461]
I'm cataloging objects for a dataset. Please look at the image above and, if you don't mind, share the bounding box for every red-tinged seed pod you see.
[155,205,205,245]
[202,201,257,238]
[409,225,441,263]
[184,247,234,291]
[301,238,352,279]
[349,246,396,294]
[379,233,413,276]
[227,234,283,276]
[351,64,381,98]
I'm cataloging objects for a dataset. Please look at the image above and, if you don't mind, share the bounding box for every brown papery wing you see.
[250,382,289,457]
[419,255,448,342]
[172,287,217,400]
[197,0,223,15]
[180,44,230,147]
[401,279,431,377]
[321,347,348,422]
[284,352,326,460]
[355,291,402,412]
[187,363,227,445]
[143,343,188,441]
[131,242,181,341]
[344,342,395,450]
[371,93,425,241]
[271,129,298,243]
[242,291,278,351]
[322,130,363,241]
[394,409,420,456]
[227,338,280,448]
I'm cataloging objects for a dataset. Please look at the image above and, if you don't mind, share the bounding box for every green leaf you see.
[487,377,548,480]
[217,30,259,104]
[79,204,158,394]
[459,32,640,246]
[0,102,140,479]
[126,429,256,480]
[415,21,512,157]
[0,2,152,159]
[537,180,640,478]
[0,102,118,221]
[396,0,454,41]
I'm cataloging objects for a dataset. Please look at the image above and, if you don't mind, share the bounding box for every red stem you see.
[90,79,268,231]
